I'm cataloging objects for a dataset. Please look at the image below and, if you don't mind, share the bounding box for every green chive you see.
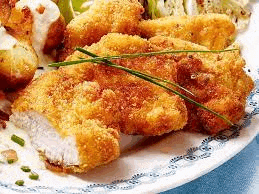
[76,48,238,60]
[21,166,31,172]
[7,159,15,164]
[15,180,24,186]
[49,48,238,67]
[11,134,25,147]
[29,172,39,180]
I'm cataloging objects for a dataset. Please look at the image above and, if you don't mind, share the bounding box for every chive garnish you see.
[50,57,195,96]
[15,180,24,186]
[7,159,15,164]
[11,134,25,147]
[49,48,234,126]
[21,166,31,172]
[49,48,238,67]
[29,172,39,180]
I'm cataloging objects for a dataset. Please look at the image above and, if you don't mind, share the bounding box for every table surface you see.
[161,134,259,194]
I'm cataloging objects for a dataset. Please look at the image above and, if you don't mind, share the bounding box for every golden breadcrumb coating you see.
[59,0,144,61]
[149,36,254,134]
[139,14,236,50]
[0,0,11,25]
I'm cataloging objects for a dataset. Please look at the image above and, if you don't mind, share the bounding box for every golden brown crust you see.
[74,120,120,171]
[59,0,144,61]
[149,36,254,134]
[139,14,236,50]
[0,0,11,25]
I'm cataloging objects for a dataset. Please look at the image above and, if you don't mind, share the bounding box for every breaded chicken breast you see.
[11,33,253,172]
[139,14,236,50]
[59,0,144,61]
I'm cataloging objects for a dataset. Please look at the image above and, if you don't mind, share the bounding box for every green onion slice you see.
[29,172,39,180]
[21,166,31,172]
[15,180,24,186]
[11,134,25,147]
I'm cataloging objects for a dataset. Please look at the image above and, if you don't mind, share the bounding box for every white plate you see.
[1,2,259,194]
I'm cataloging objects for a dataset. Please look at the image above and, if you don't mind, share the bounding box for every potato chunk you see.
[0,41,38,90]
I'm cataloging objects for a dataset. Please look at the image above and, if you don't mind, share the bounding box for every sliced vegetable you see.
[73,0,93,13]
[11,134,25,147]
[7,159,15,164]
[21,166,31,172]
[15,180,24,186]
[29,172,39,180]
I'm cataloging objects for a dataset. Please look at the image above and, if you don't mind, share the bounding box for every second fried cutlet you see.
[139,14,236,50]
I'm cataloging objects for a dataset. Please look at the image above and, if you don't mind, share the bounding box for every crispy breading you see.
[139,14,236,50]
[149,36,254,134]
[0,0,11,25]
[59,0,144,61]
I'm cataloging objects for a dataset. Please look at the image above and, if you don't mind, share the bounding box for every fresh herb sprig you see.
[50,48,238,67]
[50,48,234,126]
[51,50,197,96]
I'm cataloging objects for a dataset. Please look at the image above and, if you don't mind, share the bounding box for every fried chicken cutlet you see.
[11,33,253,172]
[59,0,144,61]
[139,14,236,50]
[11,33,189,173]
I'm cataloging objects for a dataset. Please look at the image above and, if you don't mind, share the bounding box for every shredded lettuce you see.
[147,0,186,18]
[57,0,75,23]
[75,0,94,12]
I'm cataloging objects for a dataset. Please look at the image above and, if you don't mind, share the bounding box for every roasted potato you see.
[4,0,66,54]
[0,40,38,90]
